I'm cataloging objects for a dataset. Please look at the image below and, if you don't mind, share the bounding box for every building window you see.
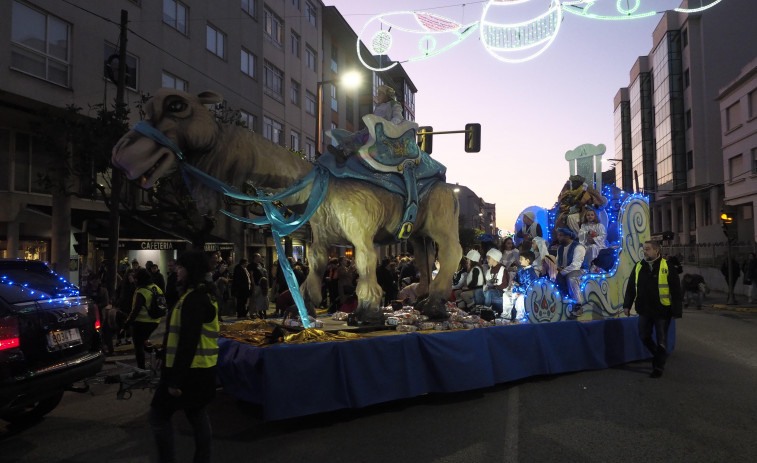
[241,49,256,78]
[682,27,688,47]
[305,138,315,160]
[331,44,338,73]
[162,71,187,91]
[346,96,354,122]
[729,153,743,181]
[240,111,256,131]
[241,0,256,17]
[290,131,300,152]
[264,61,284,101]
[726,101,742,131]
[206,24,226,59]
[11,1,71,87]
[684,68,690,88]
[305,91,316,115]
[752,148,757,174]
[749,90,757,119]
[305,45,316,71]
[330,85,338,112]
[163,0,188,34]
[104,44,138,90]
[263,116,283,145]
[264,8,283,46]
[687,150,693,171]
[305,1,317,26]
[291,0,300,9]
[291,31,300,57]
[290,80,300,105]
[685,109,692,129]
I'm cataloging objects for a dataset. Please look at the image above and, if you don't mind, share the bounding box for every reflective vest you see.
[165,286,219,369]
[134,284,162,323]
[634,259,671,306]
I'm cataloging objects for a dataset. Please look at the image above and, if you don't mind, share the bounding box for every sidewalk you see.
[700,290,757,313]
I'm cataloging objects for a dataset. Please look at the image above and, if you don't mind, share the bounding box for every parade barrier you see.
[217,317,675,421]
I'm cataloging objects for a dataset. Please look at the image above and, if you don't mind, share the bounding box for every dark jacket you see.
[623,257,682,318]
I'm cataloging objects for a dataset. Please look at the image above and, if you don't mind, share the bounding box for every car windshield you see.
[0,261,81,303]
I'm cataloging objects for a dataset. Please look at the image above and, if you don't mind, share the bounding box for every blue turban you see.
[557,227,576,239]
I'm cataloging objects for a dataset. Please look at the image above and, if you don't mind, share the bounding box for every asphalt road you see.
[2,307,756,463]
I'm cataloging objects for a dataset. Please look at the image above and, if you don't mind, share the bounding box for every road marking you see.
[503,386,519,462]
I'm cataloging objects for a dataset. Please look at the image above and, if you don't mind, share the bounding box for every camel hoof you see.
[416,298,449,321]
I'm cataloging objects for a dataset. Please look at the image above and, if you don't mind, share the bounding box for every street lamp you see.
[316,70,361,155]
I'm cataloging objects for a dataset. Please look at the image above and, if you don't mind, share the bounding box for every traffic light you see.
[418,126,433,154]
[464,123,481,153]
[73,232,89,256]
[720,207,736,240]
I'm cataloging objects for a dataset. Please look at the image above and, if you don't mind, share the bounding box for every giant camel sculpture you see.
[112,89,461,322]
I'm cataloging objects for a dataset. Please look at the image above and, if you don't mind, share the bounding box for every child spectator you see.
[578,207,607,268]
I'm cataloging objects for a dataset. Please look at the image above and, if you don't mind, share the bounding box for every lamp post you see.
[315,71,361,156]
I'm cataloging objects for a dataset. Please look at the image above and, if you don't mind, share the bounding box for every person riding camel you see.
[328,84,404,162]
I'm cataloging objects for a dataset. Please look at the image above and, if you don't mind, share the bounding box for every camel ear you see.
[197,90,223,105]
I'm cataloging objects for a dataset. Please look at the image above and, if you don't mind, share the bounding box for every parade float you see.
[112,90,670,421]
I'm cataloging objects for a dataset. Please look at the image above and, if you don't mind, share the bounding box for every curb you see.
[709,304,757,313]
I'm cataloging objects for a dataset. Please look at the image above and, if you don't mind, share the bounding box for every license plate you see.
[47,328,82,349]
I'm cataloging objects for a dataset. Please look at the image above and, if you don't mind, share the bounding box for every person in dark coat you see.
[623,240,682,378]
[681,273,706,310]
[150,250,218,463]
[376,258,398,306]
[231,259,251,318]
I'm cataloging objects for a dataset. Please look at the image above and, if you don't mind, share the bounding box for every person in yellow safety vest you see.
[623,240,683,378]
[149,250,219,463]
[122,268,163,370]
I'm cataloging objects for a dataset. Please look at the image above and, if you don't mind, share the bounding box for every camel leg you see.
[350,233,384,323]
[303,236,328,311]
[415,187,462,319]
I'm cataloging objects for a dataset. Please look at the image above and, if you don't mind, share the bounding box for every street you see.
[2,306,756,463]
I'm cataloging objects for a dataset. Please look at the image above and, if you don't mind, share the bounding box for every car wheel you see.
[0,390,64,425]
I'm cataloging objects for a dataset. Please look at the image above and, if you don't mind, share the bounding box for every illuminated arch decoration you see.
[355,0,724,69]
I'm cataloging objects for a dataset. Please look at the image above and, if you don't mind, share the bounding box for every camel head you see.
[111,88,223,188]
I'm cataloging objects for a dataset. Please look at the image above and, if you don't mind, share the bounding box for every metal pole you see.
[727,241,736,304]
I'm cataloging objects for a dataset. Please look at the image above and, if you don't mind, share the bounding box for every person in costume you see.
[512,250,539,321]
[474,249,509,315]
[150,251,219,463]
[455,250,484,309]
[578,206,607,268]
[530,236,550,276]
[328,84,404,161]
[555,228,586,317]
[515,211,542,244]
[499,236,520,270]
[556,175,605,234]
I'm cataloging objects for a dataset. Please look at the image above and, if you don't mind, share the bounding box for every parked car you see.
[0,260,103,424]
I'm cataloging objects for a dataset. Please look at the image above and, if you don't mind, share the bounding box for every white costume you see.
[501,248,520,269]
[531,237,549,275]
[373,100,403,124]
[558,241,586,304]
[578,222,607,267]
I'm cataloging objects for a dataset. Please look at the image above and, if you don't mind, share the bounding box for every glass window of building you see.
[163,0,188,34]
[291,0,300,9]
[265,8,283,45]
[305,91,316,115]
[104,44,138,90]
[346,96,354,122]
[162,71,187,91]
[685,109,691,129]
[752,148,757,174]
[206,24,226,59]
[305,138,315,160]
[11,1,70,87]
[331,45,338,73]
[264,61,284,101]
[290,131,300,152]
[291,80,300,105]
[305,45,316,71]
[241,0,256,18]
[331,85,338,112]
[726,101,742,131]
[240,111,256,131]
[729,154,743,181]
[291,31,300,57]
[748,90,757,119]
[241,48,256,78]
[263,117,283,145]
[305,1,317,26]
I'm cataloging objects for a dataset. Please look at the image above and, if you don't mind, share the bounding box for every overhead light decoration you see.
[356,0,724,69]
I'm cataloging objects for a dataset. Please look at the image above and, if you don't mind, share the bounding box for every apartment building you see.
[613,0,757,244]
[718,58,757,243]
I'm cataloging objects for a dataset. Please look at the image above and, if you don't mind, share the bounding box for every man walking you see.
[623,240,683,378]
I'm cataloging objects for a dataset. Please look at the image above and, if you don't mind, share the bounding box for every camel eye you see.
[166,100,187,113]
